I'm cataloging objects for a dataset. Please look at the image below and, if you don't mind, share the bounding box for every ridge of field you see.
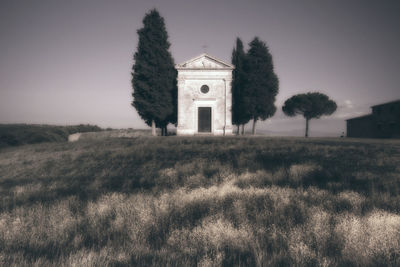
[68,129,153,142]
[0,137,399,266]
[0,124,102,148]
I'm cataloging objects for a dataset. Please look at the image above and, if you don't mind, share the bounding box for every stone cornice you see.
[176,53,234,69]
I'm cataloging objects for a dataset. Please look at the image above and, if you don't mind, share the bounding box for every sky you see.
[1,0,399,136]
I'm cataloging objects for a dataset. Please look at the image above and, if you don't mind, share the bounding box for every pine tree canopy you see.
[245,37,279,121]
[131,9,177,127]
[282,92,337,120]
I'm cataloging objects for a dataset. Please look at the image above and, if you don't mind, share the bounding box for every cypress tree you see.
[161,70,177,135]
[245,37,279,135]
[131,9,177,136]
[231,38,251,134]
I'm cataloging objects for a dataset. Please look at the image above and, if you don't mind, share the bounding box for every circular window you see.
[200,85,209,94]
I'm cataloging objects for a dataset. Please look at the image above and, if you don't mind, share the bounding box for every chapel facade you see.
[176,54,234,135]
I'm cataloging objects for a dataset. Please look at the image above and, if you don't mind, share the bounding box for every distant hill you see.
[0,124,102,148]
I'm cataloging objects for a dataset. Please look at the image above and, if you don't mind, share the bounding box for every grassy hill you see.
[0,124,102,148]
[0,136,399,266]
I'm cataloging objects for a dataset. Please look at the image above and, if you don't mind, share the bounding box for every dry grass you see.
[0,136,399,266]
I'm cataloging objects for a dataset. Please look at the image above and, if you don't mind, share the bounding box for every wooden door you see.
[198,107,211,133]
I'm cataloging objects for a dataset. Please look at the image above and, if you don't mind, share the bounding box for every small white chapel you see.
[176,54,234,135]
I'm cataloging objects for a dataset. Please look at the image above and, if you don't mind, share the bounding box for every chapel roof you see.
[176,53,234,70]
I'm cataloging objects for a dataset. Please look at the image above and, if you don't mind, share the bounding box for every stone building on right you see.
[346,99,400,138]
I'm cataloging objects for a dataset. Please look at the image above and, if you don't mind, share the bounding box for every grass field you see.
[0,136,399,266]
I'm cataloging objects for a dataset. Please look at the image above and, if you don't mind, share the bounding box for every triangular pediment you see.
[176,53,234,69]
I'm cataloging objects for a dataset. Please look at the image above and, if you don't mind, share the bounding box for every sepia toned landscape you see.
[0,131,399,266]
[1,1,399,266]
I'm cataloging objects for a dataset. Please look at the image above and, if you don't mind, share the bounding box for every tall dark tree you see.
[155,70,177,136]
[245,37,279,135]
[131,9,177,136]
[282,92,337,137]
[163,69,178,135]
[231,38,251,135]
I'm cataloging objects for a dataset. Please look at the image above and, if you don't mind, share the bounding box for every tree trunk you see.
[151,120,156,136]
[305,118,309,138]
[252,118,257,135]
[164,125,168,136]
[236,125,240,135]
[241,124,244,135]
